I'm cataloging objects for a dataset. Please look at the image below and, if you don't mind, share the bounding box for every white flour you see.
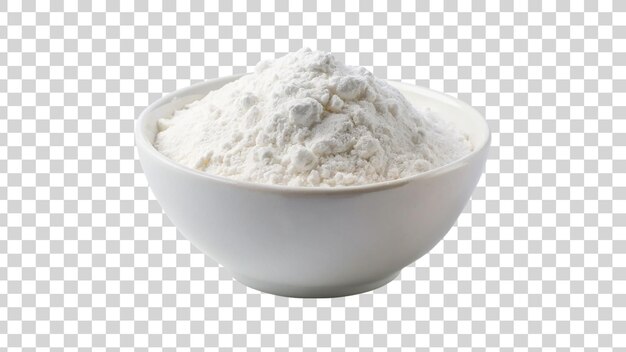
[154,49,472,187]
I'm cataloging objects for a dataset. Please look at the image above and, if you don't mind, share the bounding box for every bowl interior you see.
[387,81,488,150]
[139,77,488,150]
[136,76,490,191]
[138,76,243,148]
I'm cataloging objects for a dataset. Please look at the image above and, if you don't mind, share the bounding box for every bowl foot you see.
[232,271,400,298]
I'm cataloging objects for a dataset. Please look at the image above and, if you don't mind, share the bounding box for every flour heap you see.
[154,49,472,187]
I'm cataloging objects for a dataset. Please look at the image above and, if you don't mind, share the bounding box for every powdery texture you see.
[154,49,472,187]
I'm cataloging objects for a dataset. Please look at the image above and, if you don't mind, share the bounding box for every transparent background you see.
[1,0,624,350]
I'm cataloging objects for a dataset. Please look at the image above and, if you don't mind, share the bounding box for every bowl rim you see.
[136,76,491,194]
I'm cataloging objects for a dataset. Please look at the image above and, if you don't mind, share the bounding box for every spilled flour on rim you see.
[154,49,472,187]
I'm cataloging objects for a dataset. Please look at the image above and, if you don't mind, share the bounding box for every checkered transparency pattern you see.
[0,0,624,350]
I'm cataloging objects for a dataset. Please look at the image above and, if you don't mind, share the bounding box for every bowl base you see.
[232,271,400,298]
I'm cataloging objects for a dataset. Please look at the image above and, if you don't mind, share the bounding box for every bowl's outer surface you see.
[136,76,490,298]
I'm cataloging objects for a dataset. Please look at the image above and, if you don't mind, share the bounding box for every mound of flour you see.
[154,49,472,187]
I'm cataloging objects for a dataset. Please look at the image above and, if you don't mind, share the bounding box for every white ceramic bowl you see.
[136,76,490,298]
